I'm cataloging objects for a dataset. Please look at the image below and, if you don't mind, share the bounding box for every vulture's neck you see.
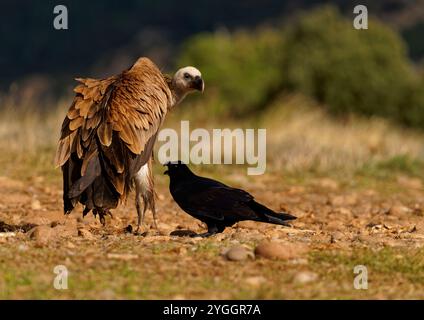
[171,87,188,107]
[165,75,188,107]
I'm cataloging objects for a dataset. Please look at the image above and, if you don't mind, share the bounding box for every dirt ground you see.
[1,169,424,299]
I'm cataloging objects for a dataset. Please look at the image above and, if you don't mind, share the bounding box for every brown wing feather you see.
[55,57,173,212]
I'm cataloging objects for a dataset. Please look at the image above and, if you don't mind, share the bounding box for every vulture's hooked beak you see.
[192,76,204,93]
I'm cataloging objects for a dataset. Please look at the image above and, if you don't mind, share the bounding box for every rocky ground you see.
[1,170,424,299]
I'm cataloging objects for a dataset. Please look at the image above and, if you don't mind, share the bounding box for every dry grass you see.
[262,95,424,173]
[1,92,424,180]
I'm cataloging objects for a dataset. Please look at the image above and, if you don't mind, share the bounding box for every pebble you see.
[389,205,411,216]
[124,225,133,234]
[78,228,96,240]
[50,221,61,228]
[293,271,318,284]
[107,253,139,261]
[30,200,42,210]
[27,225,54,246]
[254,241,308,260]
[222,245,254,261]
[244,276,267,287]
[18,244,29,251]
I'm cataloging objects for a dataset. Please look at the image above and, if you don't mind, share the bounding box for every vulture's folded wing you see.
[183,186,256,221]
[55,57,172,201]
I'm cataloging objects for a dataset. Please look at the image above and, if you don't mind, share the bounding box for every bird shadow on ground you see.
[0,220,36,233]
[170,229,198,237]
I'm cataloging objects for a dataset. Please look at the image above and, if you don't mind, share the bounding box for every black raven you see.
[164,161,296,237]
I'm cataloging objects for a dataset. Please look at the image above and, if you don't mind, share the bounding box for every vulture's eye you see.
[184,73,191,79]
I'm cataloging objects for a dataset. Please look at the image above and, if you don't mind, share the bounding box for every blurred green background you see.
[1,1,424,129]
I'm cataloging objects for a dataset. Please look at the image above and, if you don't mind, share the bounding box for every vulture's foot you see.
[95,209,113,226]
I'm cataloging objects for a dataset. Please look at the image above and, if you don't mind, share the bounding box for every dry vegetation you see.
[1,91,424,299]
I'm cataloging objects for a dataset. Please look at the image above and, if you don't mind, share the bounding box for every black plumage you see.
[164,162,296,237]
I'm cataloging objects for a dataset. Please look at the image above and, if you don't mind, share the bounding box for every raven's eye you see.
[184,73,191,79]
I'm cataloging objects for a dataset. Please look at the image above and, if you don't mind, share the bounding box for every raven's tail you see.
[264,211,297,226]
[248,200,297,226]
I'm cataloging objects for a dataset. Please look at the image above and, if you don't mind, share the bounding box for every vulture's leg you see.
[135,192,144,233]
[150,197,158,229]
[95,208,112,226]
[134,162,156,233]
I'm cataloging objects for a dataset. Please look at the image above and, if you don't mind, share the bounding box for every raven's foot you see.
[190,231,217,238]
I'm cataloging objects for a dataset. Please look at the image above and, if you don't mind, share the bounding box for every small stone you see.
[330,231,344,243]
[31,200,42,210]
[244,276,267,287]
[389,205,411,216]
[18,244,29,251]
[158,193,165,201]
[255,241,308,260]
[98,289,116,299]
[50,221,61,228]
[330,196,345,206]
[0,232,16,238]
[223,245,254,261]
[66,241,76,249]
[78,228,96,240]
[314,178,339,190]
[293,271,318,284]
[27,225,54,246]
[397,176,422,189]
[327,220,342,231]
[107,253,138,261]
[291,258,308,265]
[124,224,133,234]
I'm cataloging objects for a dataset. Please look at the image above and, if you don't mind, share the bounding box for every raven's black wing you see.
[180,185,258,221]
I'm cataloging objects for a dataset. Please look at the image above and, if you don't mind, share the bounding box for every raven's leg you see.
[192,231,216,238]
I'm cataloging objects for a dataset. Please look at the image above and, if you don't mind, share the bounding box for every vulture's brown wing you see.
[55,57,172,206]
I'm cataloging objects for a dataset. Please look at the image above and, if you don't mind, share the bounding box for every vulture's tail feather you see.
[68,156,101,198]
[64,150,120,215]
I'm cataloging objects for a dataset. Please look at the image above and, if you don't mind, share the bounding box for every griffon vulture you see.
[55,57,204,232]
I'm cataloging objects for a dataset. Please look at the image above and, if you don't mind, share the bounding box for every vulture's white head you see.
[172,66,204,95]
